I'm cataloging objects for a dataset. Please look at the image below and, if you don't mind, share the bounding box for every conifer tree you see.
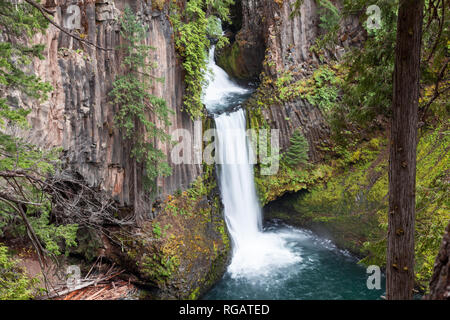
[284,129,309,167]
[387,0,424,300]
[109,7,173,220]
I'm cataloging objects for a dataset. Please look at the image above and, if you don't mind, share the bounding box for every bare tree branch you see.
[23,0,112,51]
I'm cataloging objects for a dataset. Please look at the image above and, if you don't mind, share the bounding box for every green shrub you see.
[0,244,38,300]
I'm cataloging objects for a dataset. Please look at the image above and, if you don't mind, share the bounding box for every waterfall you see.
[203,47,249,114]
[214,109,262,245]
[203,47,300,278]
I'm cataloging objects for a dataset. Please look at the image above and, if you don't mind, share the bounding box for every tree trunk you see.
[387,0,424,300]
[424,222,450,300]
[133,159,141,225]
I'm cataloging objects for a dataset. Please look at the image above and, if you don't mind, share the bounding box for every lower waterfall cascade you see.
[202,46,385,300]
[204,47,301,277]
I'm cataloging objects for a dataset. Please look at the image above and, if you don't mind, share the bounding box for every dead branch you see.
[0,191,42,206]
[23,0,112,51]
[420,59,449,122]
[46,280,97,299]
[0,166,136,296]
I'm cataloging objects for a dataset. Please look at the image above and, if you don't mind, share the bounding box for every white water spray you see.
[203,47,249,113]
[204,47,300,278]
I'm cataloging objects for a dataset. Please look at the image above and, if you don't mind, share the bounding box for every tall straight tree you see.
[387,0,424,300]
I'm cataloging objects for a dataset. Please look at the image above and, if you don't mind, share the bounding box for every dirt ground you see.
[5,240,138,300]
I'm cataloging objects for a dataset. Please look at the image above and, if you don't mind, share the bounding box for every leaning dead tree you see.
[0,168,135,234]
[0,167,135,292]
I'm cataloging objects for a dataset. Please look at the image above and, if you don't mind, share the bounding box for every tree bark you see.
[133,159,141,225]
[424,222,450,300]
[387,0,424,300]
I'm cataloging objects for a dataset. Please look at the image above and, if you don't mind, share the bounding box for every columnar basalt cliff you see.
[219,0,363,161]
[259,0,328,162]
[26,0,201,209]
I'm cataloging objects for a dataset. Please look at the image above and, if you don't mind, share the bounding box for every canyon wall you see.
[220,0,363,161]
[24,0,201,210]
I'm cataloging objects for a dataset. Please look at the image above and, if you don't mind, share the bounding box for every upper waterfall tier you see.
[203,47,251,114]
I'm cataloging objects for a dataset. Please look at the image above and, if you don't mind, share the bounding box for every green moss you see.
[264,125,449,290]
[188,287,201,300]
[111,162,230,299]
[248,62,343,114]
[286,145,387,256]
[152,222,162,239]
[216,41,249,80]
[139,252,180,286]
[70,227,102,262]
[254,160,333,206]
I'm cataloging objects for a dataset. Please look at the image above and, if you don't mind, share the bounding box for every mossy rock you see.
[107,181,230,300]
[215,40,263,81]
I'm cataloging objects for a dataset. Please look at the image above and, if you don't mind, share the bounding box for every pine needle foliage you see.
[284,130,309,167]
[110,7,173,190]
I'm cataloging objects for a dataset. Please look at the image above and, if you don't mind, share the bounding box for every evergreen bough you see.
[284,129,309,167]
[110,7,173,191]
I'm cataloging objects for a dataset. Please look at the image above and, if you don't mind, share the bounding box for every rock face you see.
[260,1,327,161]
[106,182,230,300]
[15,0,230,299]
[220,0,362,161]
[425,222,450,300]
[27,0,201,209]
[215,0,271,80]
